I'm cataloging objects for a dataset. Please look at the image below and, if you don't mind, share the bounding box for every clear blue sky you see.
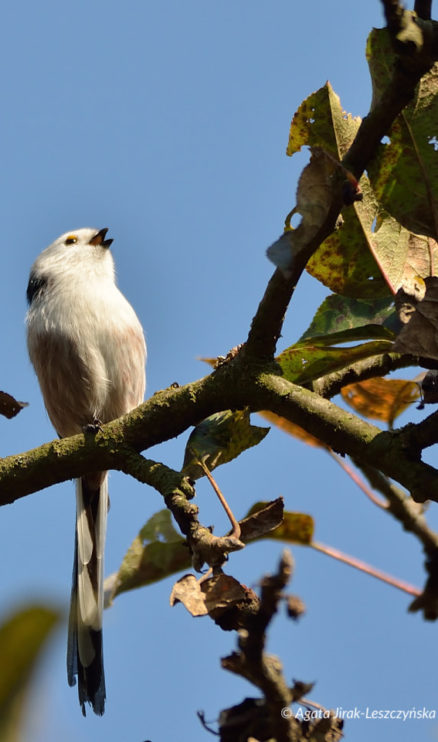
[1,2,437,741]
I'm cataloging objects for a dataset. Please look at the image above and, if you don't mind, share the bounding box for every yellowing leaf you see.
[287,82,361,159]
[268,511,314,545]
[341,377,420,426]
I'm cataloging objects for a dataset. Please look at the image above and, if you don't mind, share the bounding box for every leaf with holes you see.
[287,81,361,159]
[267,148,339,272]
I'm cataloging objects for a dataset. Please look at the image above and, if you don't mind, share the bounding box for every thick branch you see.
[3,363,438,507]
[244,198,343,360]
[415,0,432,20]
[114,454,243,569]
[244,371,438,503]
[221,551,298,742]
[310,352,415,399]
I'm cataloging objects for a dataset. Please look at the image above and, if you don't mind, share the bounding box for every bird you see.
[26,227,146,715]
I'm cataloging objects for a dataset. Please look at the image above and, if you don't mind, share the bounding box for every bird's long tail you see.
[67,473,108,716]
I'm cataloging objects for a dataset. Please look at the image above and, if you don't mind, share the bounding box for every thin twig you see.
[352,459,438,555]
[328,450,388,509]
[311,541,421,597]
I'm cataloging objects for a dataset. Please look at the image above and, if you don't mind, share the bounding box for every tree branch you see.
[352,459,438,554]
[415,0,433,20]
[3,363,438,508]
[221,550,298,742]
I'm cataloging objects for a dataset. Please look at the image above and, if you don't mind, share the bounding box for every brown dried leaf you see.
[286,594,306,620]
[170,573,250,620]
[421,370,438,404]
[202,574,250,615]
[169,574,208,616]
[238,498,284,542]
[341,377,420,426]
[0,391,28,419]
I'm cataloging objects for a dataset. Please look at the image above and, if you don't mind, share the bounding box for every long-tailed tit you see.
[26,228,146,715]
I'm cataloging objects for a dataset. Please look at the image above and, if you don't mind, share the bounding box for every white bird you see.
[26,227,146,715]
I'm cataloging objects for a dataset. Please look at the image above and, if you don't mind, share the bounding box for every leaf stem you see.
[197,457,242,541]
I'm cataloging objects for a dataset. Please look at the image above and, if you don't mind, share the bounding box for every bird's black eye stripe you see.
[27,273,48,305]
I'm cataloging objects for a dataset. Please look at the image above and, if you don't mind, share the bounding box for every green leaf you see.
[300,294,397,339]
[0,605,60,742]
[287,81,361,159]
[182,409,269,480]
[139,508,182,543]
[367,29,438,238]
[109,510,190,600]
[299,322,395,345]
[366,26,397,107]
[277,338,393,386]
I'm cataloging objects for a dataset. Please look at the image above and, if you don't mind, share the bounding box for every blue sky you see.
[1,2,437,741]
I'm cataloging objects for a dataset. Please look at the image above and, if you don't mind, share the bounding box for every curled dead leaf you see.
[170,574,208,616]
[170,573,254,625]
[238,498,284,543]
[267,148,338,273]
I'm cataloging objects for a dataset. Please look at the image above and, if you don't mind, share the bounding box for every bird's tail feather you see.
[67,473,108,716]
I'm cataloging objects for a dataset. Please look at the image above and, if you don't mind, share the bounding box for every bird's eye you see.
[65,235,77,245]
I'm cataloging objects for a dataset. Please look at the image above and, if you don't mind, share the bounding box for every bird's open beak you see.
[89,228,113,248]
